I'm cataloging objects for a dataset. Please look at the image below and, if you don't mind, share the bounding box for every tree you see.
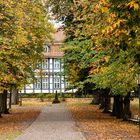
[86,0,140,119]
[0,0,54,114]
[48,0,140,119]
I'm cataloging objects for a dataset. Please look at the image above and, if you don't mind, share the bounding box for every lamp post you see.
[52,90,60,104]
[137,73,140,132]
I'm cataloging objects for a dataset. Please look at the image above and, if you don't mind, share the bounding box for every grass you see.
[22,101,48,106]
[130,98,139,117]
[0,97,55,140]
[21,98,52,107]
[67,98,140,140]
[0,97,139,140]
[0,102,42,140]
[0,131,22,140]
[66,98,92,105]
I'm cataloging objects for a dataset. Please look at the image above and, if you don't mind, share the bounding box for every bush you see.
[38,93,45,102]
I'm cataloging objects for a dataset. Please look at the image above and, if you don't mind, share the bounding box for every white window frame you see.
[44,45,49,52]
[37,62,41,69]
[35,79,41,89]
[42,59,48,69]
[54,59,60,69]
[65,81,69,88]
[26,84,32,89]
[54,78,60,89]
[42,78,49,89]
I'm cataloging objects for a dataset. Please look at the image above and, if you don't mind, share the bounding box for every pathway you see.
[15,104,86,140]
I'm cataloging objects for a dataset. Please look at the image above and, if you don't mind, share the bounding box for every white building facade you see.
[22,30,68,93]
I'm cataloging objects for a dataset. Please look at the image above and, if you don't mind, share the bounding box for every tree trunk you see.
[103,90,111,113]
[99,93,105,109]
[123,92,131,121]
[116,95,124,119]
[1,90,9,114]
[9,93,12,109]
[11,89,19,105]
[84,89,87,98]
[0,94,2,118]
[112,96,117,116]
[91,90,100,105]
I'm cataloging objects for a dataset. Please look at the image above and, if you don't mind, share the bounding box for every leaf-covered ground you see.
[0,98,140,140]
[67,98,140,140]
[0,98,53,140]
[0,107,41,140]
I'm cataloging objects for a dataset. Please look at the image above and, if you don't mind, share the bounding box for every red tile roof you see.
[53,29,65,43]
[44,29,65,58]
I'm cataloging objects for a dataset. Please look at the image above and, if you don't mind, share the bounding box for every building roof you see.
[53,29,65,43]
[44,29,65,58]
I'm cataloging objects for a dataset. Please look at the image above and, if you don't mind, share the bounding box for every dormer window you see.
[44,45,50,52]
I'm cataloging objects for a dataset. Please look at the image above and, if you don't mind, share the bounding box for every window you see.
[35,79,41,89]
[42,78,48,89]
[26,84,32,89]
[44,45,50,52]
[42,59,48,69]
[37,62,41,69]
[54,78,60,89]
[54,59,60,69]
[65,81,69,88]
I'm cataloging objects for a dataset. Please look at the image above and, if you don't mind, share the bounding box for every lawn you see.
[0,97,139,140]
[0,98,48,140]
[67,98,140,140]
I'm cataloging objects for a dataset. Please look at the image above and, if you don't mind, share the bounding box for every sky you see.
[51,20,63,28]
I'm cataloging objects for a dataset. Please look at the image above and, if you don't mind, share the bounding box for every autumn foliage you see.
[0,0,54,116]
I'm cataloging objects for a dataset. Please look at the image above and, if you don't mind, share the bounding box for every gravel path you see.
[15,104,86,140]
